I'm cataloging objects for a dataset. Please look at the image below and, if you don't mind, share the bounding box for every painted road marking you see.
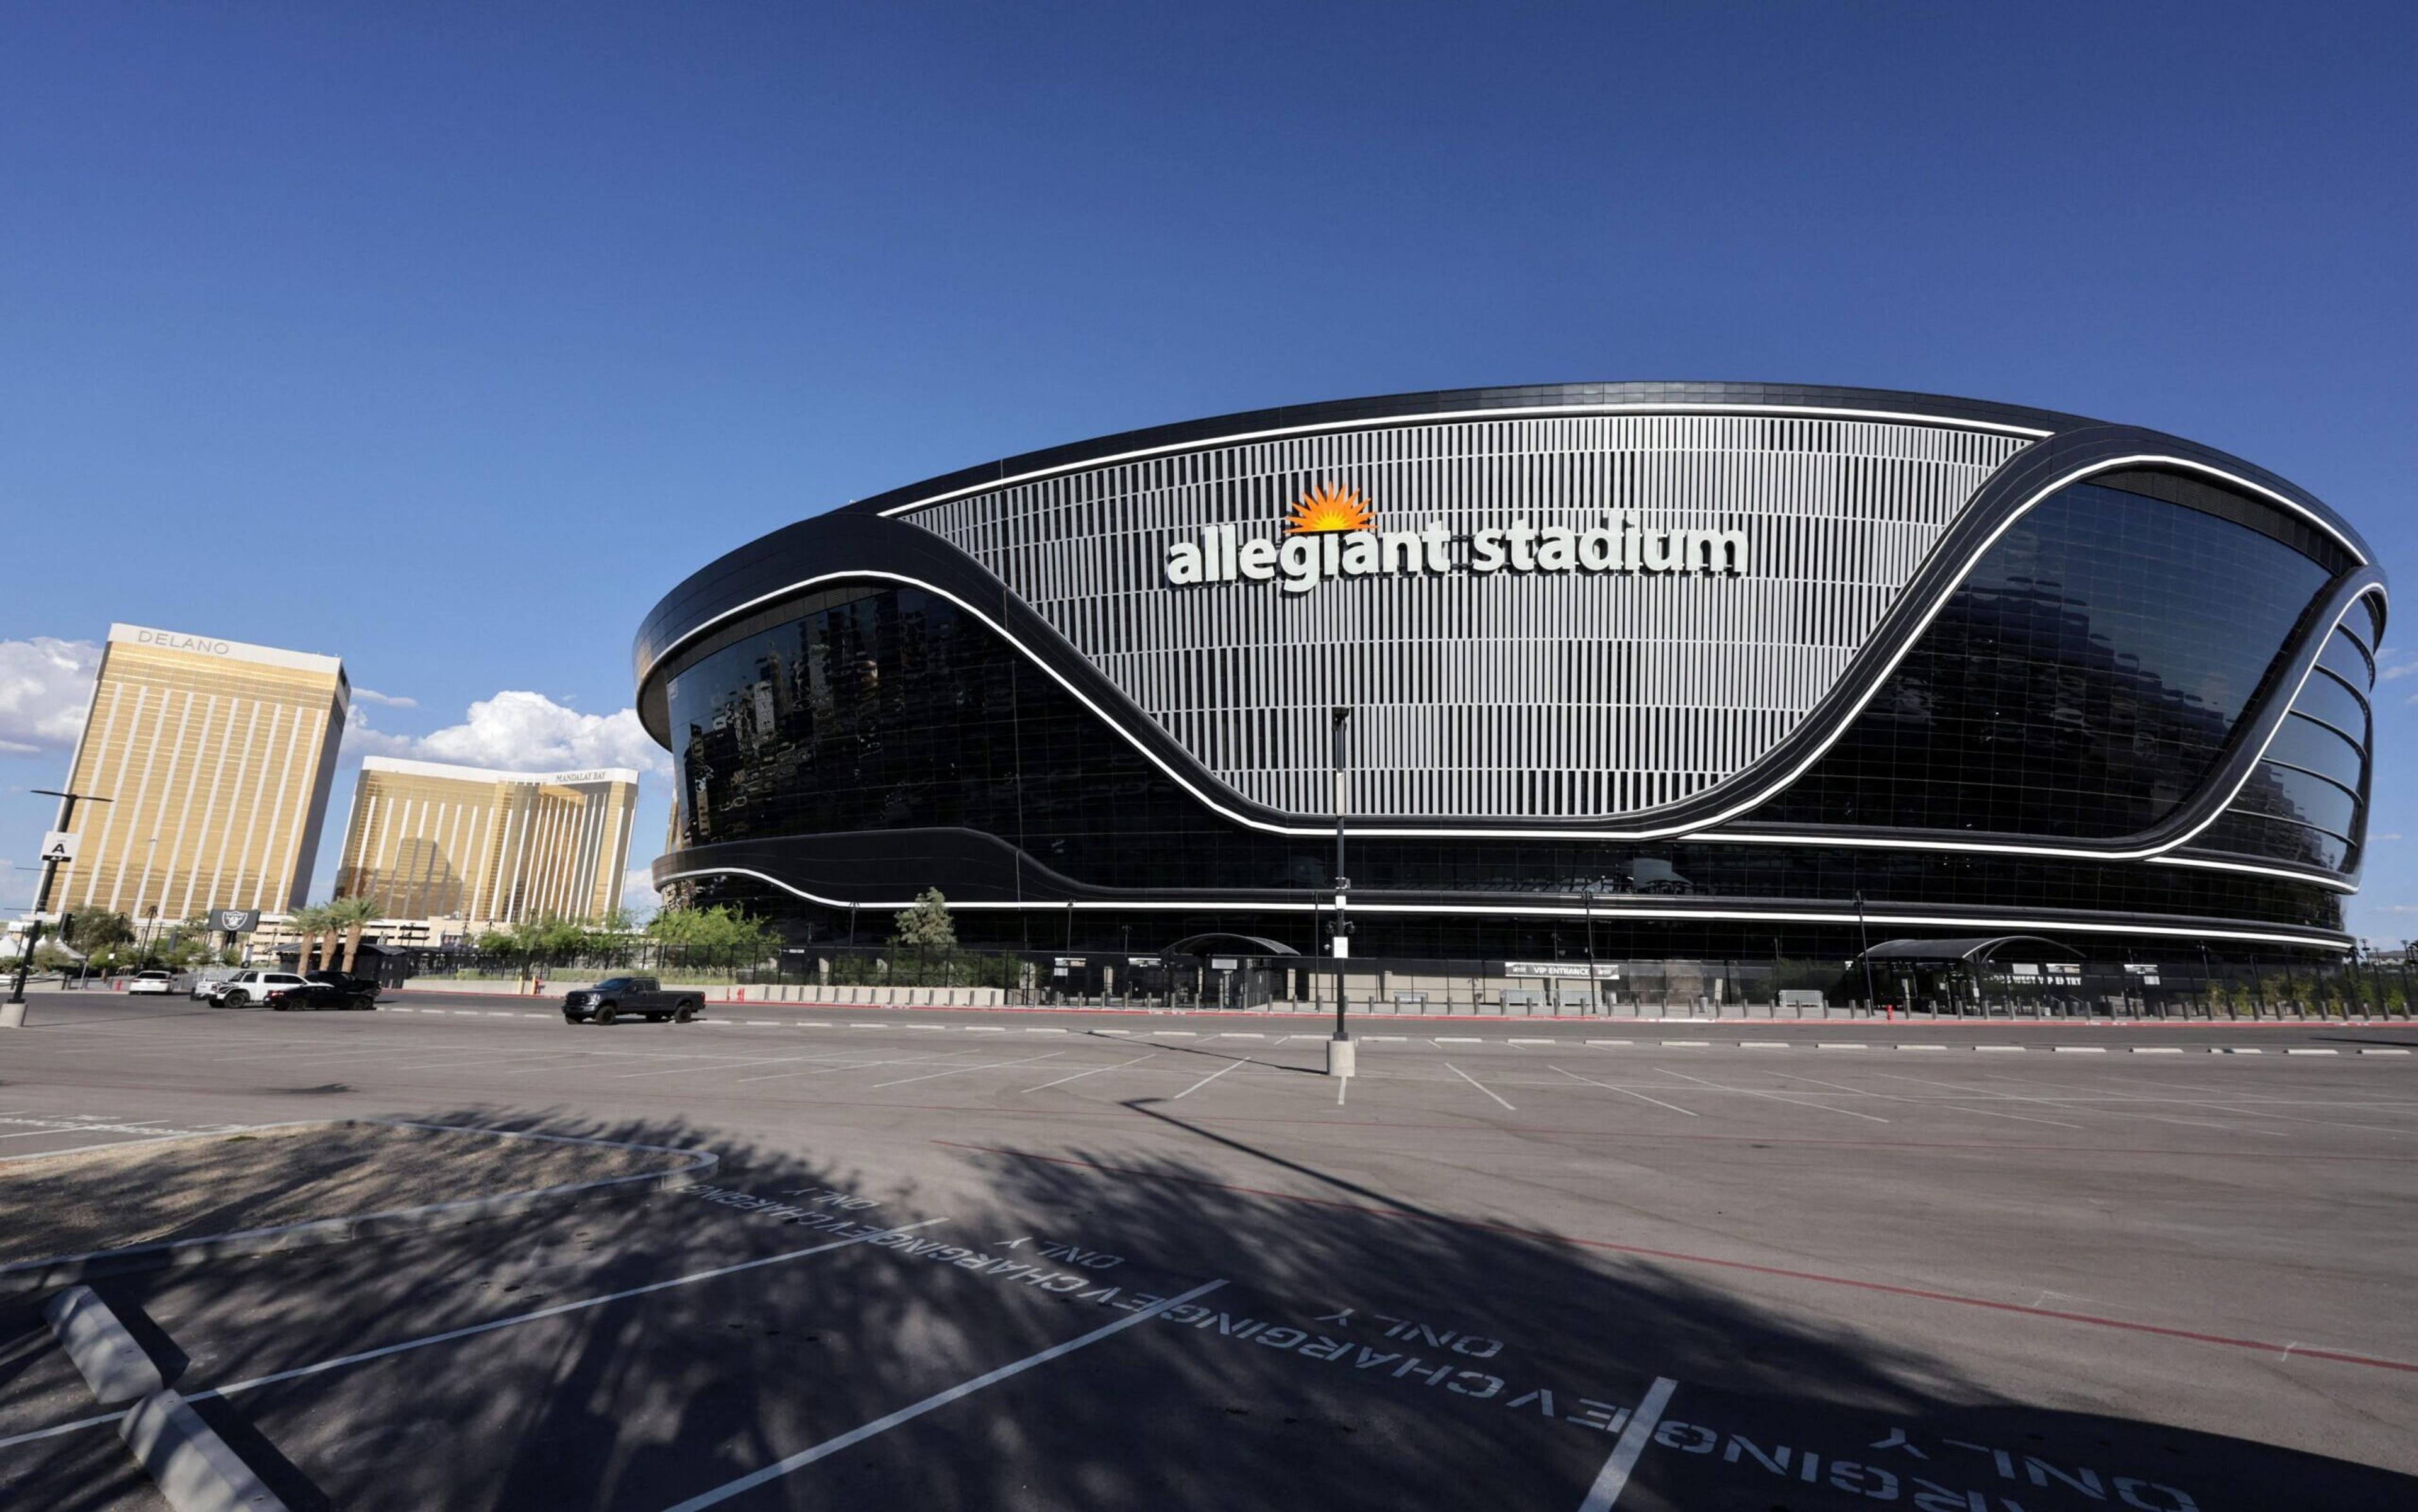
[1550,1066,1697,1117]
[1433,1036,1483,1044]
[1446,1062,1515,1111]
[1767,1070,2084,1129]
[1660,1040,1710,1047]
[0,1217,951,1454]
[1024,1027,1065,1034]
[614,1052,865,1080]
[1656,1067,1890,1123]
[1171,1057,1250,1100]
[1586,1039,1634,1047]
[2134,1047,2186,1054]
[2365,1049,2412,1055]
[734,1050,973,1084]
[1507,1037,1558,1047]
[871,1052,1069,1089]
[1739,1041,1788,1049]
[1022,1054,1159,1093]
[2055,1046,2108,1054]
[1575,1375,1678,1511]
[656,1278,1228,1512]
[2286,1049,2340,1055]
[1975,1045,2027,1052]
[1895,1043,1947,1051]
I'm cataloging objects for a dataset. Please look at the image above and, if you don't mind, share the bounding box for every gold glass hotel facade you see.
[50,624,349,918]
[334,757,639,926]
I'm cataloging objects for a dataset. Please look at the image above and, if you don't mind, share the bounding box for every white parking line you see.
[1549,1066,1696,1117]
[1171,1057,1250,1100]
[735,1050,973,1085]
[657,1278,1227,1512]
[1656,1067,1890,1123]
[1445,1062,1515,1111]
[615,1052,867,1080]
[0,1218,951,1454]
[1765,1070,2083,1129]
[1577,1376,1679,1510]
[872,1052,1068,1089]
[1022,1054,1159,1093]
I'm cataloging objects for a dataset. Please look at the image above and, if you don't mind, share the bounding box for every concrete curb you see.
[0,1118,717,1295]
[120,1389,290,1512]
[42,1285,166,1402]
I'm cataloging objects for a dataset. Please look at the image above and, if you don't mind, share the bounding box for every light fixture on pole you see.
[1853,890,1880,1015]
[5,789,114,1023]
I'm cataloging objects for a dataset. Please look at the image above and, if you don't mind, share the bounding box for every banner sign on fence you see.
[1502,961,1621,980]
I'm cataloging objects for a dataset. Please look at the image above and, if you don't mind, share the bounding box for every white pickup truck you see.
[209,969,312,1008]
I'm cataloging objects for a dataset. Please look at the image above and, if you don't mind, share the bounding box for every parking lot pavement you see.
[2,990,2415,1508]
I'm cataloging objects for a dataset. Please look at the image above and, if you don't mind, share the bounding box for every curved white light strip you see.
[641,443,2377,875]
[656,866,2351,951]
[867,401,2055,521]
[2154,854,2359,888]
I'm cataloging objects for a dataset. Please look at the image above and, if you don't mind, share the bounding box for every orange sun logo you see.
[1283,482,1375,535]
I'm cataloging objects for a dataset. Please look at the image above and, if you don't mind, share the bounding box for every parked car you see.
[126,969,174,996]
[189,969,239,1001]
[563,975,703,1026]
[212,969,312,1007]
[267,979,378,1011]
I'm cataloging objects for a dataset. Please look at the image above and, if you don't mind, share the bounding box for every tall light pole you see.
[1584,886,1599,1015]
[1853,889,1879,1016]
[1327,706,1355,1078]
[6,789,113,1021]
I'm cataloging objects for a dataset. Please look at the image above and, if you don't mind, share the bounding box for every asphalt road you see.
[3,987,2415,1510]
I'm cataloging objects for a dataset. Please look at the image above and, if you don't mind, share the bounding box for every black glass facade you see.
[661,580,2351,958]
[1747,480,2332,837]
[639,388,2384,964]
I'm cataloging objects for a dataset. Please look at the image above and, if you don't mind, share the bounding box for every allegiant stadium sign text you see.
[1162,514,1751,593]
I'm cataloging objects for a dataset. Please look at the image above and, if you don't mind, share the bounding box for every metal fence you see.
[387,943,2417,1020]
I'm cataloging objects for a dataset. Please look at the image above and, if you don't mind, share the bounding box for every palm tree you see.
[327,895,380,974]
[289,904,331,972]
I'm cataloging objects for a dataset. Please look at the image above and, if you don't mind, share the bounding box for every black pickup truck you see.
[562,975,704,1026]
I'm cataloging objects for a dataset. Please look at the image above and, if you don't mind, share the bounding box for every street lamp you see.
[1853,890,1879,1016]
[5,789,114,1020]
[1583,886,1599,1015]
[1327,706,1355,1077]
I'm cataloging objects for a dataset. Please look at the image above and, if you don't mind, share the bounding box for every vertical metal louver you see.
[906,413,2027,821]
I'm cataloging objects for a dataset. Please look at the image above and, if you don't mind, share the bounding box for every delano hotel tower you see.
[334,758,639,926]
[52,624,349,918]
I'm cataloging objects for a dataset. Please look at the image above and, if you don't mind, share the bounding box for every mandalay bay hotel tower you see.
[47,625,349,919]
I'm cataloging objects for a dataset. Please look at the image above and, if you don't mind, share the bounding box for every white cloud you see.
[352,687,417,708]
[2378,904,2418,916]
[349,690,669,777]
[2377,649,2417,681]
[622,867,661,916]
[0,637,101,756]
[2375,833,2404,843]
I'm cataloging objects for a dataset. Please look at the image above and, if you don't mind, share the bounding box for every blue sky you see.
[2,3,2412,941]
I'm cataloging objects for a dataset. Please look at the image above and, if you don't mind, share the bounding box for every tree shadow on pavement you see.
[0,1101,2409,1511]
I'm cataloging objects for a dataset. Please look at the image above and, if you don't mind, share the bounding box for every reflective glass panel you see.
[1751,480,2333,837]
[2228,760,2358,839]
[2290,668,2369,744]
[2195,811,2351,872]
[2262,714,2365,793]
[2319,627,2374,691]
